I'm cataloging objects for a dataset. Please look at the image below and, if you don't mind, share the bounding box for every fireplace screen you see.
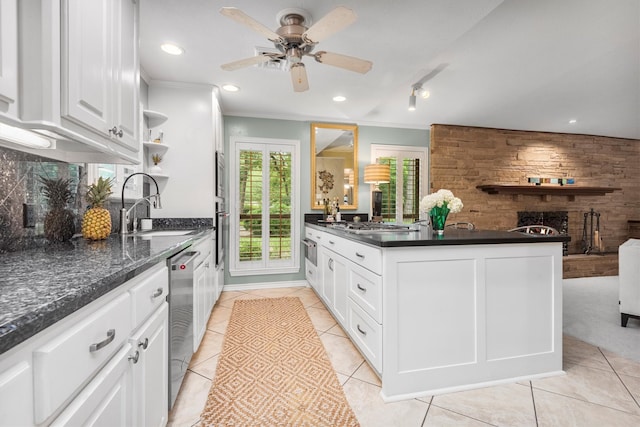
[517,211,568,255]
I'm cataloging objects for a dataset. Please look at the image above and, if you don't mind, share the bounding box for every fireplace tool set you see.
[582,208,604,254]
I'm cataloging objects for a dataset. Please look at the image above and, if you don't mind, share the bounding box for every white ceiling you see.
[139,0,640,139]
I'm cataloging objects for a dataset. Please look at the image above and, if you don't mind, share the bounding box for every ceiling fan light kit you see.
[220,6,373,92]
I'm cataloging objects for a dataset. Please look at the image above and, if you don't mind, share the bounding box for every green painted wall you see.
[223,116,429,286]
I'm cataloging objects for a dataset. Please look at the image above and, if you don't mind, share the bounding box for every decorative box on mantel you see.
[476,184,621,201]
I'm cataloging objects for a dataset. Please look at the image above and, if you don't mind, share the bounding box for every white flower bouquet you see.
[419,189,463,233]
[419,189,463,214]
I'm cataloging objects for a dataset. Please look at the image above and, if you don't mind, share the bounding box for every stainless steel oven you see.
[215,151,224,198]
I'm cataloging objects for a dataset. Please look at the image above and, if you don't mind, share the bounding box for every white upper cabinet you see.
[62,0,139,153]
[15,0,140,163]
[63,0,111,139]
[0,0,18,118]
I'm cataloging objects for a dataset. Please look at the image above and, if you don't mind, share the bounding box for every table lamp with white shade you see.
[364,163,390,222]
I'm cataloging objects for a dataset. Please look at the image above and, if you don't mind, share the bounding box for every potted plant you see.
[149,154,163,174]
[39,177,76,242]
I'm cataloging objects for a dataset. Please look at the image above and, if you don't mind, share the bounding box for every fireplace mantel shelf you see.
[476,184,621,201]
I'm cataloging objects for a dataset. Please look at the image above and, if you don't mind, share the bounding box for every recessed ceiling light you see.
[222,84,240,92]
[569,119,577,124]
[333,95,346,102]
[160,43,184,55]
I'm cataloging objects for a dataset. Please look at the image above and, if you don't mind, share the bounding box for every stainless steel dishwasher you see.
[167,249,200,409]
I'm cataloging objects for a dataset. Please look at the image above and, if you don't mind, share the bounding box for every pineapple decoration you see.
[39,177,76,243]
[82,177,114,240]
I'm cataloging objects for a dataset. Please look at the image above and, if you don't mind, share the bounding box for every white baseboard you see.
[222,279,310,292]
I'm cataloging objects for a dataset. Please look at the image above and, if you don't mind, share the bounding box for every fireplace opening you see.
[517,211,569,256]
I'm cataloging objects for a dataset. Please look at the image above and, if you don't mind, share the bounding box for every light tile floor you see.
[169,286,640,427]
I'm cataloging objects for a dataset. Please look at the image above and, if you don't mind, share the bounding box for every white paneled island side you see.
[305,224,568,401]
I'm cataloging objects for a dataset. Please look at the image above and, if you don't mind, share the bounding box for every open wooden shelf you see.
[476,184,621,201]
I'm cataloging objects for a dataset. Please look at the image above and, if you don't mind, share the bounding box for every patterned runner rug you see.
[200,297,359,426]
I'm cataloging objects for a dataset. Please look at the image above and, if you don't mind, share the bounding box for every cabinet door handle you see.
[357,324,367,336]
[138,338,149,350]
[329,258,334,271]
[108,126,123,138]
[89,329,115,352]
[357,283,367,292]
[355,252,365,259]
[128,350,140,364]
[152,288,163,298]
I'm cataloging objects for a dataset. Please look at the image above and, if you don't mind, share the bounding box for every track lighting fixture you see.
[408,89,416,111]
[408,84,430,111]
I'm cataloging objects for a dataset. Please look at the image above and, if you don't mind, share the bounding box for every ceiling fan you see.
[219,6,373,92]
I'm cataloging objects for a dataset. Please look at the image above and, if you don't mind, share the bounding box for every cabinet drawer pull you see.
[329,258,334,271]
[152,288,163,298]
[329,240,335,245]
[89,329,115,352]
[357,283,367,292]
[355,252,365,259]
[138,338,149,350]
[356,324,367,336]
[308,270,313,276]
[128,350,140,364]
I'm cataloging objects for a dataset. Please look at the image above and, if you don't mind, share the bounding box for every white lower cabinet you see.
[129,303,168,427]
[305,258,318,291]
[191,236,216,353]
[0,360,32,426]
[51,343,134,427]
[347,299,382,373]
[33,292,132,423]
[193,260,208,352]
[205,252,216,318]
[320,247,348,325]
[315,229,382,373]
[0,262,169,426]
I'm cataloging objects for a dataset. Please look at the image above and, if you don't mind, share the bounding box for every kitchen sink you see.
[134,229,196,237]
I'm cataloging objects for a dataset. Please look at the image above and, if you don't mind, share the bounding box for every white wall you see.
[148,82,217,218]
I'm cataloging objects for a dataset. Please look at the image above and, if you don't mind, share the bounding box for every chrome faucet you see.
[119,173,162,235]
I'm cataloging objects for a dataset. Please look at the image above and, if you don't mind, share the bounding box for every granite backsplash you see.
[0,146,149,253]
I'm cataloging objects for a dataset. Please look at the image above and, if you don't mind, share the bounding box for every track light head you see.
[408,89,416,111]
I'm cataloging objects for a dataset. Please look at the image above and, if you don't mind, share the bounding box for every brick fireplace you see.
[430,124,640,278]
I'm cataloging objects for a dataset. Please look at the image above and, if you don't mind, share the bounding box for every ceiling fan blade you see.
[220,7,282,42]
[302,6,356,44]
[290,63,309,92]
[314,51,372,74]
[221,55,272,71]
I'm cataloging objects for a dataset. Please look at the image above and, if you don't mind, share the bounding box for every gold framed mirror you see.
[311,122,358,210]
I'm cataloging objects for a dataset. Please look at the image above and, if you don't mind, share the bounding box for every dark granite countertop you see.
[0,228,213,355]
[306,223,570,247]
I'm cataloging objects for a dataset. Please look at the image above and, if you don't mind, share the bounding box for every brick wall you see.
[430,125,640,255]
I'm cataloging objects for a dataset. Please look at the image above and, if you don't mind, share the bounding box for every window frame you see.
[228,136,300,276]
[371,144,429,223]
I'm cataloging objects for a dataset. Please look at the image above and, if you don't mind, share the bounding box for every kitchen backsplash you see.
[0,146,147,253]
